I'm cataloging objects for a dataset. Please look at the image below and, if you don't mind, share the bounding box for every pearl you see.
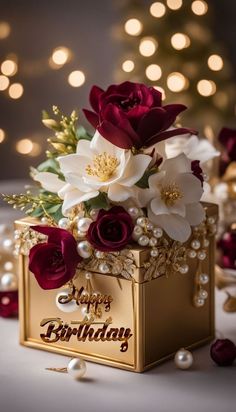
[99,262,110,273]
[4,261,14,271]
[174,348,193,370]
[179,264,189,274]
[137,217,148,227]
[3,238,13,250]
[95,250,104,259]
[55,288,78,312]
[197,250,206,260]
[77,241,92,258]
[150,248,158,257]
[14,230,21,240]
[199,273,209,285]
[77,217,93,233]
[210,224,217,234]
[149,237,157,247]
[138,235,149,246]
[0,273,18,290]
[194,296,205,307]
[67,358,86,380]
[128,207,140,219]
[199,289,208,300]
[153,227,163,238]
[207,216,216,225]
[203,239,210,248]
[40,217,48,225]
[191,239,201,250]
[132,225,143,240]
[85,272,92,280]
[188,249,197,258]
[58,217,70,229]
[146,222,154,231]
[90,209,99,220]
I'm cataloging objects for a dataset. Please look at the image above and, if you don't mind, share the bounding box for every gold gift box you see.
[15,202,217,372]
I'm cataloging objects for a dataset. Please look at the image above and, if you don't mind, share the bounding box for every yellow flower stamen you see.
[160,183,183,206]
[86,152,119,182]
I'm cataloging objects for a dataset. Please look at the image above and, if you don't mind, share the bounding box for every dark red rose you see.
[87,206,134,252]
[29,226,81,290]
[83,81,196,149]
[210,339,236,366]
[0,291,18,318]
[218,229,236,269]
[218,127,236,176]
[191,160,204,186]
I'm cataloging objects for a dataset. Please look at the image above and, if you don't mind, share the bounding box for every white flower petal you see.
[58,154,89,175]
[150,197,169,215]
[108,183,134,202]
[185,203,205,226]
[120,154,152,187]
[76,139,91,156]
[34,172,65,193]
[162,153,192,175]
[64,173,95,192]
[176,173,203,203]
[90,130,124,158]
[148,171,166,191]
[148,208,191,242]
[62,189,99,215]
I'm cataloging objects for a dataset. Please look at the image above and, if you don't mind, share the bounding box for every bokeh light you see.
[191,0,208,16]
[124,18,143,36]
[16,139,33,154]
[122,60,135,72]
[139,37,158,57]
[197,79,216,96]
[0,22,11,39]
[167,72,188,92]
[1,59,18,76]
[207,54,223,71]
[0,129,6,143]
[51,47,70,66]
[166,0,183,10]
[68,70,85,87]
[145,64,162,81]
[171,33,191,50]
[153,85,166,100]
[0,75,10,91]
[150,2,166,18]
[8,83,24,99]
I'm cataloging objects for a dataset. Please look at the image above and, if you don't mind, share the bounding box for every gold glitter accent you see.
[86,152,119,182]
[160,183,183,206]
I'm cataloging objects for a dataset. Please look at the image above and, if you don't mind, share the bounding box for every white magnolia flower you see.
[144,153,205,242]
[34,131,151,215]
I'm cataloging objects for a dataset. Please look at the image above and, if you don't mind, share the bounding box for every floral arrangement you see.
[4,81,219,292]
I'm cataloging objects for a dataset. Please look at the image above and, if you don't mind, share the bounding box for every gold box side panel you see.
[20,255,136,369]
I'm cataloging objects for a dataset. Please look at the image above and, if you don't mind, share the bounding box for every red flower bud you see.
[210,339,236,366]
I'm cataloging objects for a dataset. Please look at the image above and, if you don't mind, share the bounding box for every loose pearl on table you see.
[153,227,163,238]
[55,288,78,313]
[77,241,92,258]
[199,273,209,285]
[77,217,93,233]
[58,217,70,229]
[174,348,193,370]
[0,273,18,290]
[67,358,86,380]
[138,235,149,247]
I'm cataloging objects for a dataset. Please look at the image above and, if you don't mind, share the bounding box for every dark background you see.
[0,0,235,180]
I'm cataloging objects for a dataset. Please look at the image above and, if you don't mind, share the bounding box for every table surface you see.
[0,180,236,412]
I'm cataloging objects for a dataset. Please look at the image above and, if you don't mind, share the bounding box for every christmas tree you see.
[115,0,236,139]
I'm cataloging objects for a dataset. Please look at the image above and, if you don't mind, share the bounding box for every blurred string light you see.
[197,79,216,96]
[0,75,10,91]
[154,85,166,100]
[146,64,162,81]
[191,0,208,16]
[166,0,183,11]
[124,18,143,36]
[139,37,158,57]
[1,59,18,76]
[68,70,85,87]
[167,72,188,92]
[213,91,228,109]
[171,33,190,50]
[0,22,11,39]
[8,83,24,99]
[150,2,166,18]
[49,47,71,69]
[207,54,223,71]
[16,138,41,156]
[0,129,6,143]
[122,60,135,72]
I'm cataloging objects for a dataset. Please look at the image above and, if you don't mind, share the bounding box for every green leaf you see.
[42,110,49,119]
[84,192,108,211]
[76,125,92,141]
[136,169,156,189]
[30,207,44,218]
[46,204,62,214]
[51,207,64,222]
[37,158,60,174]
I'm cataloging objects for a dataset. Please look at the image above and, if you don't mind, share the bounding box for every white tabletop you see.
[0,181,236,412]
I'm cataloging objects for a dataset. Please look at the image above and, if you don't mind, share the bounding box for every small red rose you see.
[29,226,81,290]
[0,290,18,318]
[83,81,195,150]
[210,339,236,366]
[218,127,236,176]
[87,206,134,252]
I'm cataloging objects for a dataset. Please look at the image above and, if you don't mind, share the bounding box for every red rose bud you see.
[218,127,236,176]
[29,226,81,290]
[191,160,204,186]
[218,229,236,270]
[0,291,18,318]
[87,206,134,252]
[83,81,196,150]
[210,339,236,366]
